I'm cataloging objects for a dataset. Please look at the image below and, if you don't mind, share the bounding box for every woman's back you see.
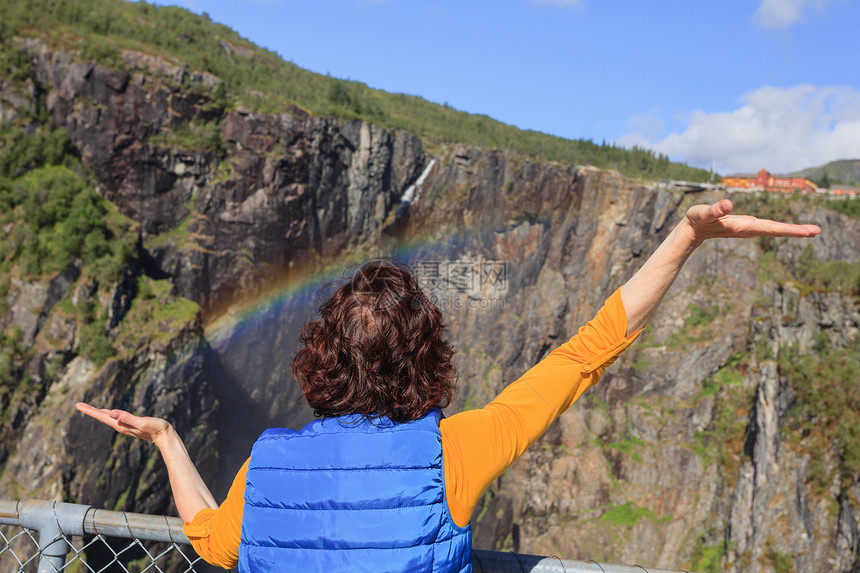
[240,409,471,572]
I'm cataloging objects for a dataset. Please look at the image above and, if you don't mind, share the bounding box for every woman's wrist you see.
[676,216,705,251]
[151,423,177,451]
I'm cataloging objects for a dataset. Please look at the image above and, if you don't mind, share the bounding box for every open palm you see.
[683,199,821,243]
[75,402,171,447]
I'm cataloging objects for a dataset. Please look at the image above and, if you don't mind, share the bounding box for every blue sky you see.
[150,0,860,175]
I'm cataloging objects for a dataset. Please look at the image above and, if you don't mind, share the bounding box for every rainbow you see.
[202,231,471,348]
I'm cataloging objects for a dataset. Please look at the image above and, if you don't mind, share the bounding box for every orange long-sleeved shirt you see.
[184,288,639,568]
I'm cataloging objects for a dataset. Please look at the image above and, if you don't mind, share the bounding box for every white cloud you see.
[618,85,860,174]
[754,0,834,29]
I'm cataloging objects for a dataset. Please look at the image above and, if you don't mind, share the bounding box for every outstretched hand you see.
[682,199,821,244]
[76,402,218,520]
[620,198,821,335]
[75,402,171,448]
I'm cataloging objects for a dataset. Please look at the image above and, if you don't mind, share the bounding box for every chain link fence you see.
[1,499,689,573]
[1,500,200,573]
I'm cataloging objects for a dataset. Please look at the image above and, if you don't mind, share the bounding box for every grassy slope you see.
[0,0,711,182]
[793,159,860,187]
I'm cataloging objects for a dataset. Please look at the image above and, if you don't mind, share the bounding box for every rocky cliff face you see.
[1,40,858,572]
[407,151,860,571]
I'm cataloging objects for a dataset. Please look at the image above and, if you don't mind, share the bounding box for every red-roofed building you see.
[723,169,818,193]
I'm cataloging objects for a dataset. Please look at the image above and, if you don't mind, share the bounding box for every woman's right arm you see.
[440,200,820,527]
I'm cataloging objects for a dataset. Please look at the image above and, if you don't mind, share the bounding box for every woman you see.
[77,200,820,571]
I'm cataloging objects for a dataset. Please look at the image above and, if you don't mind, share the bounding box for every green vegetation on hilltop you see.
[0,0,711,181]
[793,160,860,188]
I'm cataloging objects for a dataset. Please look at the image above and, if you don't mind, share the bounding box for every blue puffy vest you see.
[239,408,472,572]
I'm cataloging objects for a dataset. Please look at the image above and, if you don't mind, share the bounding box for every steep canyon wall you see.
[1,42,858,571]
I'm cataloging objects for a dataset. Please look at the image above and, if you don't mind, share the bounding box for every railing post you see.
[36,515,67,573]
[9,500,91,573]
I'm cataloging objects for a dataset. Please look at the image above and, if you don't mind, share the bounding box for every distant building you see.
[722,169,818,194]
[832,188,859,196]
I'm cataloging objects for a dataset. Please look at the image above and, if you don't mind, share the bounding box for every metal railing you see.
[0,499,690,572]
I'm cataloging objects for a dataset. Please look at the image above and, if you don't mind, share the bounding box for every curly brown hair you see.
[292,258,457,422]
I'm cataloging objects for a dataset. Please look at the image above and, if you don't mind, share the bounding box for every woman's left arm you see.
[75,402,217,522]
